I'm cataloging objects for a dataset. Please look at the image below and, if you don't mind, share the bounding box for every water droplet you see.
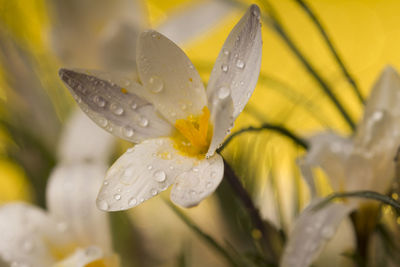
[372,111,384,121]
[147,165,153,170]
[123,126,134,137]
[94,95,106,107]
[110,103,124,115]
[151,189,158,195]
[114,194,121,200]
[127,147,134,153]
[103,181,109,185]
[223,50,230,56]
[236,59,245,69]
[139,117,149,127]
[221,64,229,72]
[252,8,260,19]
[189,190,196,197]
[123,167,134,177]
[151,33,157,38]
[148,76,164,93]
[99,201,109,210]
[130,102,137,110]
[128,198,137,206]
[98,117,108,127]
[125,80,131,86]
[218,87,231,99]
[247,92,251,98]
[154,170,166,182]
[193,168,199,172]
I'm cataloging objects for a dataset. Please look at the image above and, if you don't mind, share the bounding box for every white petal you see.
[59,68,173,143]
[206,95,234,157]
[281,200,356,267]
[58,109,115,163]
[47,163,113,253]
[303,133,352,192]
[136,30,207,124]
[97,138,197,211]
[207,4,262,118]
[364,66,400,119]
[0,203,69,266]
[53,246,103,267]
[157,1,233,46]
[170,153,224,208]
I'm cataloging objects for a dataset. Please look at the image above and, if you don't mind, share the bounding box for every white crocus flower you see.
[281,66,400,267]
[58,4,262,211]
[0,164,117,267]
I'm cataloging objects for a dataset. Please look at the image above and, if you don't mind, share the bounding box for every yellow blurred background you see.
[0,1,400,265]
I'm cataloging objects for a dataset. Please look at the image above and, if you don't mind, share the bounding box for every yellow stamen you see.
[172,106,212,158]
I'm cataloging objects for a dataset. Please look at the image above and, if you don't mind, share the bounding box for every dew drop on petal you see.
[148,76,164,93]
[236,59,245,69]
[123,167,134,177]
[99,201,109,210]
[151,189,158,195]
[147,165,153,170]
[128,197,137,206]
[98,117,108,128]
[223,50,230,56]
[139,117,149,127]
[130,102,137,110]
[221,64,229,72]
[114,194,121,200]
[218,87,230,99]
[123,126,134,137]
[154,170,166,182]
[94,96,106,107]
[110,103,124,115]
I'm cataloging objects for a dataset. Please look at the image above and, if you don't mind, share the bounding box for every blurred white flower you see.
[59,4,262,211]
[282,66,400,267]
[0,163,117,267]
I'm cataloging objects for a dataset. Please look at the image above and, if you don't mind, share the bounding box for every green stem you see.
[165,200,241,267]
[217,124,309,153]
[293,0,364,104]
[222,160,280,265]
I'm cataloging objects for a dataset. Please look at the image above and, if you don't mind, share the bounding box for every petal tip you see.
[383,65,399,76]
[249,4,261,19]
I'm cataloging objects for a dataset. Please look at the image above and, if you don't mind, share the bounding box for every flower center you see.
[172,106,213,158]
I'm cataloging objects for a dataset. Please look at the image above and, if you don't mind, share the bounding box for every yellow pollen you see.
[172,106,212,158]
[120,88,128,94]
[85,259,108,267]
